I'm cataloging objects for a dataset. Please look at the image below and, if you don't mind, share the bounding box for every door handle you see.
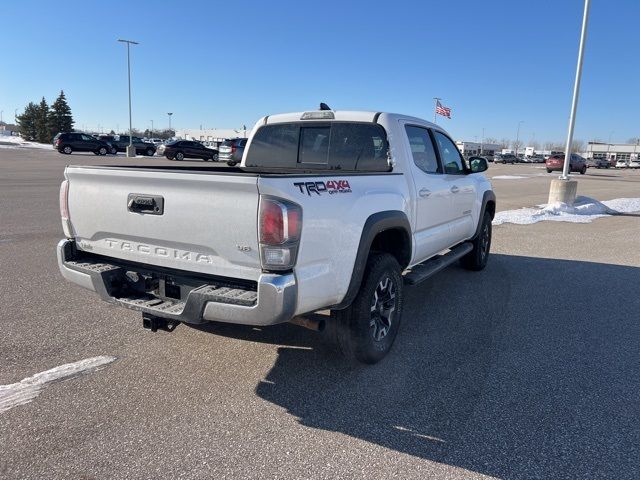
[450,185,460,194]
[419,188,431,198]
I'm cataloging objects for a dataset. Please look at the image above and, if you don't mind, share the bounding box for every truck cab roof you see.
[262,110,441,130]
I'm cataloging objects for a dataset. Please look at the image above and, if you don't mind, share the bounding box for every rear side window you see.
[404,126,440,174]
[244,122,390,171]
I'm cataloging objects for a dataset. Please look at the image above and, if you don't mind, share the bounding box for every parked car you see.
[527,154,545,163]
[53,132,113,156]
[56,109,496,364]
[96,135,119,154]
[586,157,610,169]
[495,153,517,164]
[163,140,218,161]
[481,153,495,163]
[614,158,639,168]
[219,137,248,166]
[546,153,587,174]
[110,135,157,156]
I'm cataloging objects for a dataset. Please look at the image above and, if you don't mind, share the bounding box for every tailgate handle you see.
[127,194,164,215]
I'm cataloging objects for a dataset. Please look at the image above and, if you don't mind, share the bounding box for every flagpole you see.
[433,97,441,124]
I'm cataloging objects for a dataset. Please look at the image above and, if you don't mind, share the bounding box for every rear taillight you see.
[231,144,237,154]
[59,180,73,238]
[55,138,61,146]
[259,197,302,271]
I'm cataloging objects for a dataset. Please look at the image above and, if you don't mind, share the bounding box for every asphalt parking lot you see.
[1,147,639,479]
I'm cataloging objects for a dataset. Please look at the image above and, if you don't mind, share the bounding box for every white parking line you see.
[0,356,116,413]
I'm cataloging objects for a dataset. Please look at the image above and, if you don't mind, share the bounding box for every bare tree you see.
[512,139,524,154]
[627,137,640,145]
[529,140,540,150]
[484,137,498,145]
[499,138,511,149]
[542,141,555,151]
[571,139,585,152]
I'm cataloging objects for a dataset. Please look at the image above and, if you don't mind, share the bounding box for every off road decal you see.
[294,180,352,196]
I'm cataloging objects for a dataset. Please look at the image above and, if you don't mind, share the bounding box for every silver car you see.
[219,138,248,166]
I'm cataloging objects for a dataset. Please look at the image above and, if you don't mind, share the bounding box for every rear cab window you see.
[244,122,390,172]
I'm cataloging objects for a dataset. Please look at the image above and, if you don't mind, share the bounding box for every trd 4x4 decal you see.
[294,180,352,196]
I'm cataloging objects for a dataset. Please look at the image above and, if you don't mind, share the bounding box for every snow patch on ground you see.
[0,356,116,413]
[493,196,640,225]
[0,136,52,150]
[492,175,528,180]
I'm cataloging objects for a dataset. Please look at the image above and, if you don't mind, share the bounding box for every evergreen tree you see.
[35,97,51,143]
[48,90,74,136]
[16,102,39,141]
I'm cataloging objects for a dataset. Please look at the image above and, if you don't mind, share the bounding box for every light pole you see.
[481,127,485,155]
[14,109,18,123]
[548,0,590,204]
[1,110,3,124]
[150,120,154,139]
[515,121,524,157]
[167,112,173,135]
[117,39,139,157]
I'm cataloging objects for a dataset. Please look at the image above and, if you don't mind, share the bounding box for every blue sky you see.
[1,0,638,144]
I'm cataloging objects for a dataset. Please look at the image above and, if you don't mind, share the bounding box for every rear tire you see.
[546,168,552,173]
[227,161,237,166]
[175,151,184,161]
[329,253,404,364]
[460,211,492,271]
[146,148,155,156]
[97,147,107,156]
[62,145,72,154]
[580,166,587,175]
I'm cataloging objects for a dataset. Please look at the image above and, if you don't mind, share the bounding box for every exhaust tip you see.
[289,316,326,332]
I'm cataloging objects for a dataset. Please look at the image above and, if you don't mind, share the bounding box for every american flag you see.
[435,100,452,119]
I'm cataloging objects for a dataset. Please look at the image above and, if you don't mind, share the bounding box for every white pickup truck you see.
[57,109,495,363]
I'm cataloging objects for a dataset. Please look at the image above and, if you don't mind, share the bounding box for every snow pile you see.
[493,196,640,225]
[0,356,116,413]
[492,175,528,180]
[0,136,52,150]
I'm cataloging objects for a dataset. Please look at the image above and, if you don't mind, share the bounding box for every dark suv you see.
[163,140,218,161]
[495,153,517,164]
[53,132,113,155]
[219,138,247,166]
[110,135,157,156]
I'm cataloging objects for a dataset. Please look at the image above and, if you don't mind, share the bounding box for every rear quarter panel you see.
[258,174,410,315]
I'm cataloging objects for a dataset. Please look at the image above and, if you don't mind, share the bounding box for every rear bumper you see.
[57,239,297,326]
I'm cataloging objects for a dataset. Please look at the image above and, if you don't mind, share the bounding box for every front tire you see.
[175,151,184,161]
[227,161,237,166]
[546,168,552,173]
[460,211,492,271]
[146,148,155,156]
[330,253,404,364]
[580,166,587,175]
[97,147,107,156]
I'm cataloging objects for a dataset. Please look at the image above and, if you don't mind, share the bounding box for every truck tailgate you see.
[65,166,261,281]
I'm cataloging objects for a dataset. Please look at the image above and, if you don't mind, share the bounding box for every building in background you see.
[175,128,248,148]
[456,141,501,157]
[0,123,18,136]
[586,141,640,162]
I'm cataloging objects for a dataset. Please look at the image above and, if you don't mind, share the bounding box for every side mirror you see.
[468,156,488,173]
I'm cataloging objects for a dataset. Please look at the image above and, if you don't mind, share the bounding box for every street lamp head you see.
[117,39,139,45]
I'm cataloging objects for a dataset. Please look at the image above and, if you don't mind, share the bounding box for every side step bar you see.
[403,242,474,286]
